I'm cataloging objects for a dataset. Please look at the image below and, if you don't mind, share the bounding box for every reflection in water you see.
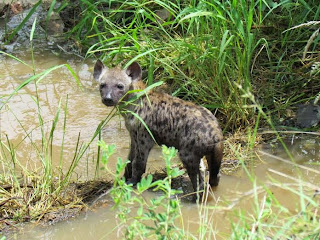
[1,51,319,239]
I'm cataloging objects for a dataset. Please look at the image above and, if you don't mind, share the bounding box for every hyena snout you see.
[100,88,118,106]
[100,84,127,106]
[101,95,115,106]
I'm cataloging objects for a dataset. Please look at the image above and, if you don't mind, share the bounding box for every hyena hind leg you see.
[179,150,204,193]
[207,142,223,187]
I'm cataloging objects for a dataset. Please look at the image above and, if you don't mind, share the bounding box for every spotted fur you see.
[94,60,223,193]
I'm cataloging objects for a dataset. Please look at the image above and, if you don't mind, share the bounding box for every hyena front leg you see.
[179,150,203,193]
[126,131,154,185]
[124,139,136,180]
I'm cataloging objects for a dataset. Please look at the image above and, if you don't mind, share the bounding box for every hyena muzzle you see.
[93,59,223,194]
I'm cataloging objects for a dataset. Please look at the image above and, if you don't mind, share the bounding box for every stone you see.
[296,103,320,128]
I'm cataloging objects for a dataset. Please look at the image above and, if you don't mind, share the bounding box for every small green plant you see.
[98,141,187,239]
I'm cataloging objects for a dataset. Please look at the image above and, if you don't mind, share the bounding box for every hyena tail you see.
[207,141,223,187]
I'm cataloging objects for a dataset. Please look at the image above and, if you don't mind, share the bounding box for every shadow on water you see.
[1,50,319,239]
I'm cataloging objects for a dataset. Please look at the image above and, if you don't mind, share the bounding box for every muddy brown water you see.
[1,50,319,239]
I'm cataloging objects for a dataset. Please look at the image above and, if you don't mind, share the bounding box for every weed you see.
[98,142,189,239]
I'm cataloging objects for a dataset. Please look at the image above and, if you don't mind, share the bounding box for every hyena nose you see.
[102,97,114,106]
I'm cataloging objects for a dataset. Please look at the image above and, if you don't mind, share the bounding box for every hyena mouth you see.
[102,98,115,106]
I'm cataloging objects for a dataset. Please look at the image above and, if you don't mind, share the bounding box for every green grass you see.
[3,0,319,131]
[229,167,320,239]
[0,93,80,223]
[55,0,319,132]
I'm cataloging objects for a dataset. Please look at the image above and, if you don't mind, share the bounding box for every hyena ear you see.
[126,62,142,82]
[93,60,106,82]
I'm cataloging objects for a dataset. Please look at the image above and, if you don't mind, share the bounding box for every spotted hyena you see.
[93,60,223,194]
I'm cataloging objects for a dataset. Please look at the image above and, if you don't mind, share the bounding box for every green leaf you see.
[45,0,57,36]
[30,17,37,42]
[123,49,163,69]
[179,11,214,22]
[137,205,143,216]
[137,174,153,192]
[171,168,185,178]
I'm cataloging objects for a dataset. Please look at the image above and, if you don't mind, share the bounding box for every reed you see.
[60,0,319,132]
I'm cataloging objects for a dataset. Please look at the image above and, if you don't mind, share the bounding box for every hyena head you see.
[93,60,142,106]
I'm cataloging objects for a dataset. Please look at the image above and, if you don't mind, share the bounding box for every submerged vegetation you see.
[0,0,320,239]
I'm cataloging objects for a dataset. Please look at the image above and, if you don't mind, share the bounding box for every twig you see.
[267,168,320,190]
[260,130,320,136]
[0,197,23,207]
[259,150,320,174]
[282,21,320,33]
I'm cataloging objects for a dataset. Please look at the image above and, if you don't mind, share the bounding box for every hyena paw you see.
[126,178,139,186]
[209,173,221,187]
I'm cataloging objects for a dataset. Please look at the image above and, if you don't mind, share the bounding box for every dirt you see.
[0,180,113,233]
[0,169,192,232]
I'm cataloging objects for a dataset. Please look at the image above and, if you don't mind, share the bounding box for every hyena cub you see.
[94,60,223,193]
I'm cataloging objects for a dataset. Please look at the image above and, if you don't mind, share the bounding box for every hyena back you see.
[94,60,223,193]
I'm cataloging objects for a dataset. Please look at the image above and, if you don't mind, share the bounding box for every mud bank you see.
[0,180,112,232]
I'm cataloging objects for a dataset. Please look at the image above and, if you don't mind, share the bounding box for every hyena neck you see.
[132,80,146,91]
[118,80,147,113]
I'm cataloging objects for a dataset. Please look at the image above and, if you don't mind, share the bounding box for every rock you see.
[296,103,320,128]
[1,1,66,52]
[41,12,64,35]
[0,1,53,14]
[2,5,45,51]
[6,7,40,29]
[155,9,171,22]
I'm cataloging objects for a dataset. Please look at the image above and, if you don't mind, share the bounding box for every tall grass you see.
[229,160,320,239]
[1,21,100,224]
[251,1,320,121]
[0,66,78,224]
[0,80,119,225]
[58,0,319,132]
[78,0,268,130]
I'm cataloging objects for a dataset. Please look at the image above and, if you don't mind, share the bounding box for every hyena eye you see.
[116,84,124,90]
[100,83,106,88]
